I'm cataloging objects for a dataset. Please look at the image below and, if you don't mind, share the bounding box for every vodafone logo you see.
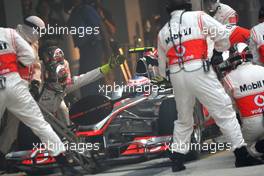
[254,95,264,107]
[175,45,186,57]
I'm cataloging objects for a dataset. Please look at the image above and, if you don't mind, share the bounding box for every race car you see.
[69,47,221,161]
[4,47,221,175]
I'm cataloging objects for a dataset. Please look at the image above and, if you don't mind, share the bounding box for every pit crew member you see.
[157,0,262,172]
[0,16,45,158]
[249,6,264,65]
[0,27,84,175]
[221,43,264,159]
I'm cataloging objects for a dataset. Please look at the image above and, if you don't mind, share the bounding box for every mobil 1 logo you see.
[240,80,264,92]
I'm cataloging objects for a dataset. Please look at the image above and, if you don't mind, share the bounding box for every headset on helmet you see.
[166,0,192,14]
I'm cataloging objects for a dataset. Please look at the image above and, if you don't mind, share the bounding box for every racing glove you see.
[211,49,223,66]
[30,80,40,100]
[57,66,69,85]
[151,76,171,88]
[100,55,126,75]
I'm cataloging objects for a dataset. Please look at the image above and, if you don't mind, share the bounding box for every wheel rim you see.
[193,125,201,144]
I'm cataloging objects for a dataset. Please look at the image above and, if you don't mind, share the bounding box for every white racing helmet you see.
[17,16,45,43]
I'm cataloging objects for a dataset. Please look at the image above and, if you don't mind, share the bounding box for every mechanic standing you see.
[157,0,263,172]
[0,16,44,158]
[249,6,264,66]
[0,28,82,175]
[222,44,264,160]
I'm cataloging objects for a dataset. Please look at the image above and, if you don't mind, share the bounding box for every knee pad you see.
[255,139,264,153]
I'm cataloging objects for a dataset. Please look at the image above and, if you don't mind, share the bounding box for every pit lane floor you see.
[1,151,264,176]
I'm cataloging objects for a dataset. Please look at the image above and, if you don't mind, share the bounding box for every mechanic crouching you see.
[220,43,264,160]
[157,0,263,172]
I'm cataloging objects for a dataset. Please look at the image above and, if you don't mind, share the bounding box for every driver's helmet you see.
[40,46,70,85]
[41,46,65,72]
[203,0,220,16]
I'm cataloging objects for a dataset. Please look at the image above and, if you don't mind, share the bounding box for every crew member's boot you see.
[255,139,264,154]
[234,146,263,167]
[0,152,8,171]
[169,152,186,172]
[55,154,83,176]
[255,139,264,161]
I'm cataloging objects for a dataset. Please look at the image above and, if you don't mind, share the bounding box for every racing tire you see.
[185,101,204,161]
[185,125,202,161]
[158,98,178,136]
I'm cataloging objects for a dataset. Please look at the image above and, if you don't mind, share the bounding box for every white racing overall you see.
[158,10,245,154]
[0,28,65,156]
[223,63,264,157]
[250,22,264,65]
